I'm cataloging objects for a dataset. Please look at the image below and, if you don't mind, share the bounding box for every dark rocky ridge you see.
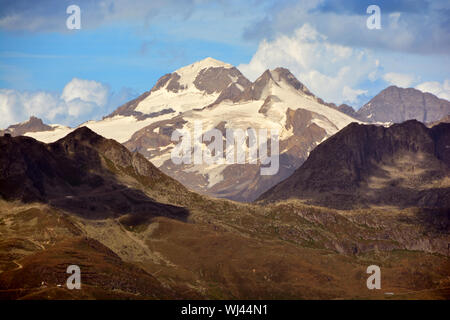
[222,67,314,104]
[259,120,450,209]
[427,114,450,127]
[271,67,313,96]
[0,127,189,219]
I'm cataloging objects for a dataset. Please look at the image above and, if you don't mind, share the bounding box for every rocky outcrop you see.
[259,120,450,209]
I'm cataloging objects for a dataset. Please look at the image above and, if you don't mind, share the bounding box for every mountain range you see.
[0,58,449,299]
[1,126,449,299]
[4,58,449,202]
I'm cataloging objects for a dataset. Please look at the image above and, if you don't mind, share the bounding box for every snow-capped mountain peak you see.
[269,67,313,96]
[174,57,233,86]
[17,58,363,203]
[132,58,250,115]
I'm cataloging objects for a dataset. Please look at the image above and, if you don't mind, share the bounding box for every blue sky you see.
[0,0,449,128]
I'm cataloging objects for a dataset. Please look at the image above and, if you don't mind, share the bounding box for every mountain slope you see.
[0,127,190,219]
[109,57,251,118]
[124,67,360,201]
[0,236,178,299]
[358,86,450,123]
[259,120,450,209]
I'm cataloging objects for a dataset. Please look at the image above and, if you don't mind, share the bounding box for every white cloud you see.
[238,24,379,104]
[343,86,368,103]
[243,0,450,55]
[0,78,135,129]
[0,89,63,128]
[0,89,23,128]
[61,78,109,106]
[382,72,416,88]
[415,80,450,100]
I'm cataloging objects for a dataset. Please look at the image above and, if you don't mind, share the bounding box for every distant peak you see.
[27,116,44,124]
[17,116,43,125]
[268,67,313,96]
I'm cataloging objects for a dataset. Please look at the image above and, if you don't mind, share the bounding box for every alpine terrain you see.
[20,58,361,201]
[1,128,449,299]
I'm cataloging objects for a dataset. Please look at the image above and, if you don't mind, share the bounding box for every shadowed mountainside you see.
[0,127,190,220]
[259,120,450,210]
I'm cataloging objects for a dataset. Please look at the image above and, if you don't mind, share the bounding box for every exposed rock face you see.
[1,126,449,300]
[0,117,53,137]
[194,66,251,94]
[332,104,363,120]
[220,67,313,103]
[0,127,189,219]
[259,120,450,209]
[357,86,450,123]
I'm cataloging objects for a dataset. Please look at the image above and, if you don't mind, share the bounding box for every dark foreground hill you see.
[0,127,191,220]
[259,120,450,210]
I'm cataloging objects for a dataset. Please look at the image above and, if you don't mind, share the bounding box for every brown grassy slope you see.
[0,199,448,300]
